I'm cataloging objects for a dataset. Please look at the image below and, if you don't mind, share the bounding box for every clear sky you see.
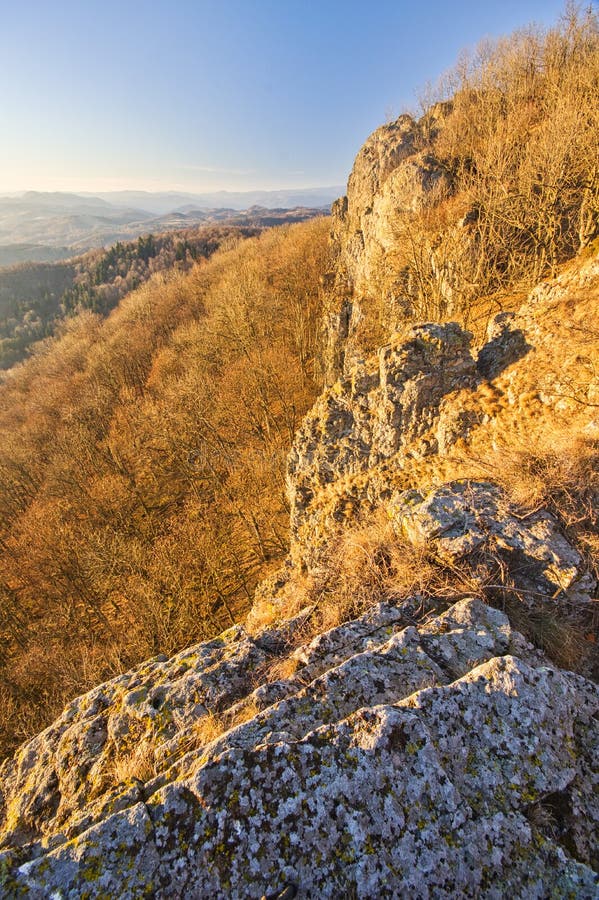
[0,0,571,194]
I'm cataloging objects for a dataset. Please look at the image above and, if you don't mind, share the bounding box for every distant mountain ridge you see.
[0,187,341,265]
[80,187,345,214]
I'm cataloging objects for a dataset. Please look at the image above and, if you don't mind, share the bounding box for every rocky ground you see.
[0,592,597,897]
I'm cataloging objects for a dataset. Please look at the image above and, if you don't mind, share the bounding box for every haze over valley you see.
[0,187,342,265]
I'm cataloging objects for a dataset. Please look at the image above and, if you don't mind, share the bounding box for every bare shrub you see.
[392,6,599,327]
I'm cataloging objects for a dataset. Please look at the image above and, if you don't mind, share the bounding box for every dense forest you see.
[0,226,259,369]
[0,219,329,756]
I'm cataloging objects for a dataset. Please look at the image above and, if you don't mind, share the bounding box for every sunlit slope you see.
[0,218,329,757]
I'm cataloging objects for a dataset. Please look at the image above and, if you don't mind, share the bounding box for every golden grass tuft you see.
[245,571,315,637]
[267,655,302,682]
[502,598,596,675]
[294,509,484,638]
[226,699,261,729]
[245,598,280,635]
[177,699,264,759]
[112,741,157,785]
[191,710,224,747]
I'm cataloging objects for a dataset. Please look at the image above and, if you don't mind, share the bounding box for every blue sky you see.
[0,0,570,193]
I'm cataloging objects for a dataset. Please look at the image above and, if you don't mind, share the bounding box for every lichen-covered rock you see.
[288,321,476,568]
[0,597,597,898]
[2,631,597,898]
[388,480,596,605]
[0,621,304,851]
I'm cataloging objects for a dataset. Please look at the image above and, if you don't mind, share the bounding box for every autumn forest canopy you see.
[0,220,328,755]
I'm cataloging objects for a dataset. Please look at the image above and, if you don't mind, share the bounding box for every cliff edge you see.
[0,111,598,897]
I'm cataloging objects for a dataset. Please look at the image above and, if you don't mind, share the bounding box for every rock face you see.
[288,321,476,566]
[1,597,598,898]
[323,113,452,381]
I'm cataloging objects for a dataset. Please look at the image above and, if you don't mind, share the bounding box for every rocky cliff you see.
[322,112,451,381]
[0,117,598,898]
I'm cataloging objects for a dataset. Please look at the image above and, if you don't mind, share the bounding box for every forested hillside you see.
[0,219,329,756]
[0,225,258,369]
[0,6,597,765]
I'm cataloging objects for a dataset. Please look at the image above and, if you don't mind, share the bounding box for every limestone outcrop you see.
[288,321,476,566]
[2,246,598,898]
[1,596,597,898]
[323,113,452,380]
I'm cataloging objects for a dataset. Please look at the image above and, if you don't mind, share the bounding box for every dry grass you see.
[224,699,261,730]
[272,511,487,641]
[190,710,224,747]
[461,428,599,583]
[256,468,598,677]
[494,435,598,520]
[334,510,477,589]
[112,740,157,785]
[322,510,597,675]
[176,699,264,759]
[245,570,317,636]
[266,655,302,682]
[369,9,599,339]
[502,598,595,674]
[245,596,281,635]
[441,423,598,675]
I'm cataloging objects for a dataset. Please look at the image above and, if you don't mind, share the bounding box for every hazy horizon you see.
[0,185,345,199]
[1,0,566,195]
[0,185,344,260]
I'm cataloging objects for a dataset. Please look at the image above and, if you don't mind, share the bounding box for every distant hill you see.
[0,244,72,267]
[83,186,344,214]
[0,188,342,261]
[0,207,326,369]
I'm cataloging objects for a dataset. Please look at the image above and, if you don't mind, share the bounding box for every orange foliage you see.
[0,219,330,757]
